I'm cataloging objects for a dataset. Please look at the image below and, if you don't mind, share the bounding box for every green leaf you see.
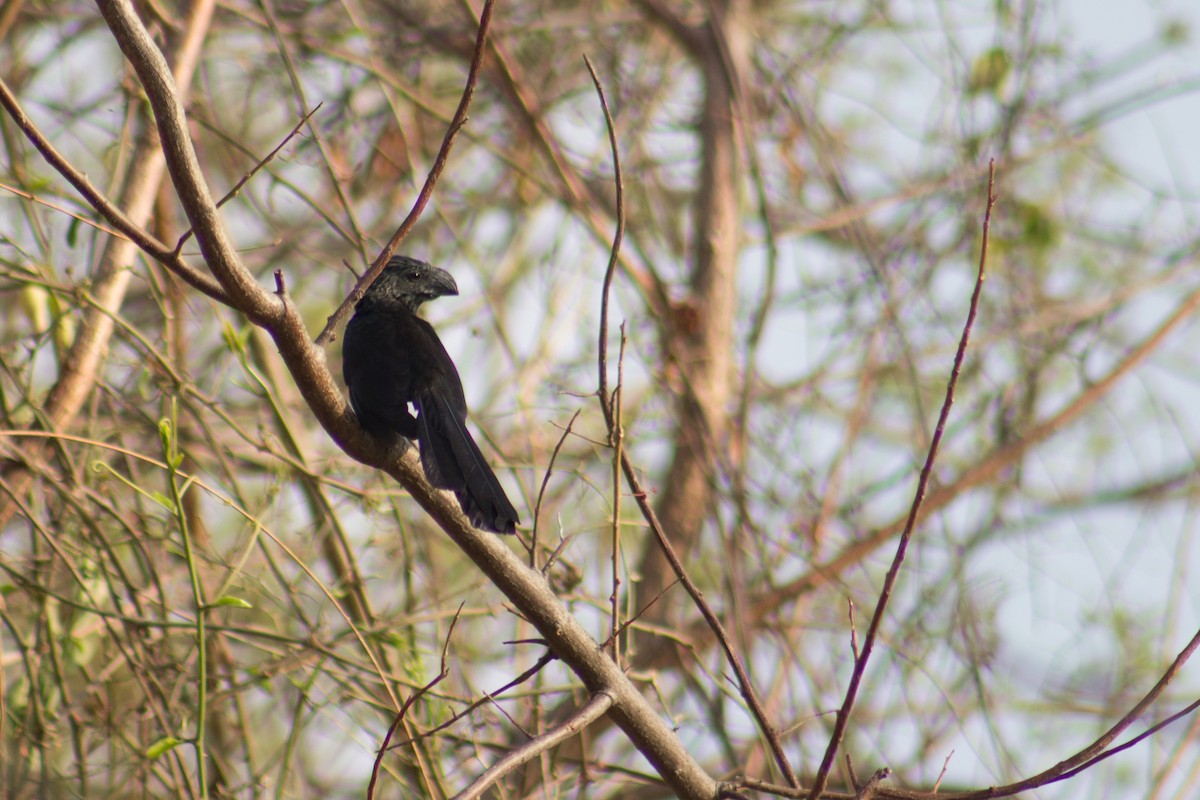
[158,418,173,454]
[221,322,250,354]
[967,47,1012,96]
[1016,200,1059,250]
[211,596,252,610]
[19,284,50,332]
[145,736,182,759]
[150,491,177,514]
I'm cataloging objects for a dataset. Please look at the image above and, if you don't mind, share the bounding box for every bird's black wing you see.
[342,299,420,439]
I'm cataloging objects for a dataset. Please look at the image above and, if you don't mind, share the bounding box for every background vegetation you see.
[2,1,1199,798]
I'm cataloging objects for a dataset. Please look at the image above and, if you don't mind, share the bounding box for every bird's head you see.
[368,255,460,312]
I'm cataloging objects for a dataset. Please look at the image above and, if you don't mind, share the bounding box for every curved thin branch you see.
[452,691,614,800]
[313,0,497,347]
[808,162,997,800]
[0,76,229,303]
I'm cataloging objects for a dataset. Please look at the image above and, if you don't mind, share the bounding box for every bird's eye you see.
[408,271,420,280]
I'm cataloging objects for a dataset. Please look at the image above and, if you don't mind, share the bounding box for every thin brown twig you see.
[855,769,893,800]
[586,53,798,788]
[0,180,129,242]
[753,245,1200,629]
[807,161,998,800]
[600,577,682,653]
[173,103,322,255]
[260,0,367,266]
[367,603,465,800]
[314,0,496,346]
[735,684,1200,800]
[585,50,629,674]
[539,532,576,577]
[610,323,627,666]
[1044,697,1200,787]
[932,751,954,792]
[452,691,615,800]
[531,409,581,568]
[613,390,800,790]
[0,75,229,304]
[738,639,1200,799]
[967,625,1200,798]
[391,650,557,749]
[588,53,625,421]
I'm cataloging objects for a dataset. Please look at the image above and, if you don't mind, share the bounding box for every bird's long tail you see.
[417,392,519,534]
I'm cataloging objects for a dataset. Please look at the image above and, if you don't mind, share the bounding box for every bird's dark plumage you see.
[343,255,519,534]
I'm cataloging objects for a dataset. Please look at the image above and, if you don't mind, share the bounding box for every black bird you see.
[343,255,519,534]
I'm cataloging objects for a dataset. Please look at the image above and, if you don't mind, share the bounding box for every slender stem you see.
[164,410,209,798]
[609,325,626,665]
[808,161,998,800]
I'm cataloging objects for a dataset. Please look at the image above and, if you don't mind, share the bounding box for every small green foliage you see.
[150,490,177,514]
[1016,200,1059,250]
[968,47,1012,96]
[221,321,251,354]
[159,412,183,469]
[145,736,182,760]
[1161,18,1189,46]
[211,596,253,610]
[158,417,173,453]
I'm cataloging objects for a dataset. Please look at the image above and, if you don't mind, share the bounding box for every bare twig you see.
[933,751,954,793]
[587,51,797,789]
[531,409,581,567]
[584,50,629,673]
[314,0,497,347]
[807,162,998,800]
[0,75,228,303]
[856,769,893,800]
[1043,697,1200,787]
[368,604,465,800]
[732,671,1200,800]
[588,53,625,420]
[452,691,614,800]
[260,0,367,265]
[392,650,557,749]
[390,459,718,798]
[972,626,1200,798]
[610,323,627,665]
[0,180,129,243]
[173,104,322,255]
[755,245,1200,630]
[609,390,799,789]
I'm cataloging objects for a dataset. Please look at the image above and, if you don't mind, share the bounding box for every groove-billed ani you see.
[342,255,519,534]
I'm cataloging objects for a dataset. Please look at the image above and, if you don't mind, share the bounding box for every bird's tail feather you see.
[418,392,519,534]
